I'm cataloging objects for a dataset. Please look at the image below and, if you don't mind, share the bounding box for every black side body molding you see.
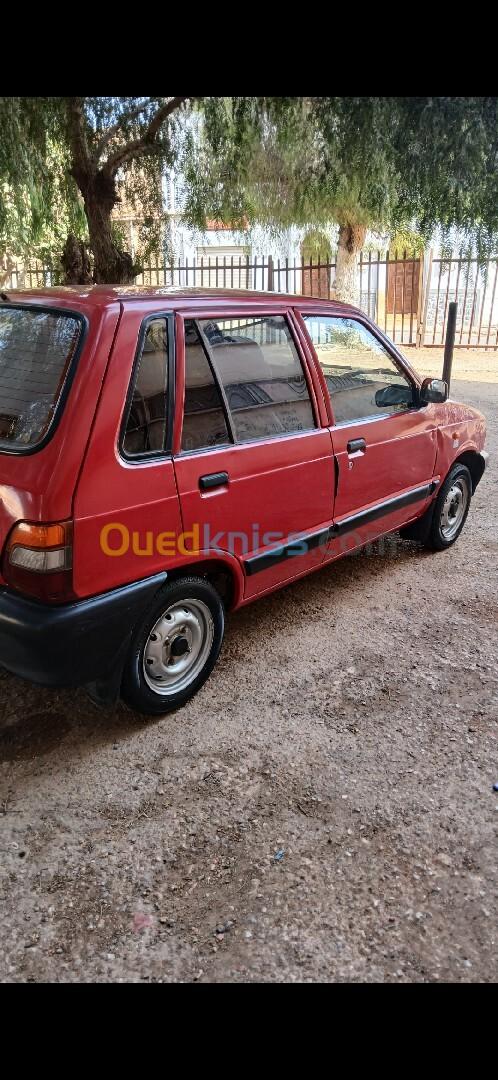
[245,526,330,576]
[329,481,439,538]
[244,481,439,576]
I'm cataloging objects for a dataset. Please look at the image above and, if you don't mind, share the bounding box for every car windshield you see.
[0,305,82,451]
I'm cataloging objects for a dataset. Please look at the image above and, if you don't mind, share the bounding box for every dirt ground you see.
[0,348,496,983]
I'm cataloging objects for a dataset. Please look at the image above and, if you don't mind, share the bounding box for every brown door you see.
[301,263,331,299]
[386,259,420,314]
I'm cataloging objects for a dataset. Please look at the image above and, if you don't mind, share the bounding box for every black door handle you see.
[199,471,229,491]
[347,438,366,454]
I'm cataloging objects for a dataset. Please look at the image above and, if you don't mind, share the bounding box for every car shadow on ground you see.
[0,534,431,763]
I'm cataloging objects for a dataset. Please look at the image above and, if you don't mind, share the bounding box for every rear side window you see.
[122,318,169,457]
[0,306,82,451]
[182,321,230,452]
[197,315,316,442]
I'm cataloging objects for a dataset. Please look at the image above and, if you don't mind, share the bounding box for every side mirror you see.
[420,377,448,405]
[374,383,414,408]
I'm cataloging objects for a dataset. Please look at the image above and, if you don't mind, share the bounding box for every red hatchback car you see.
[0,287,488,715]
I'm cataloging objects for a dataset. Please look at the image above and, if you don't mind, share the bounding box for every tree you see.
[182,97,498,303]
[65,97,189,282]
[0,97,189,284]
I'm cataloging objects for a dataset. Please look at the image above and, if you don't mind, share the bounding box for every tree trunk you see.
[66,99,137,285]
[61,235,92,285]
[83,176,139,284]
[70,159,140,284]
[334,223,366,305]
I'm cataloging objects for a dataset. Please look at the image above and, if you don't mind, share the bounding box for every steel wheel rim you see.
[440,478,469,540]
[143,599,214,696]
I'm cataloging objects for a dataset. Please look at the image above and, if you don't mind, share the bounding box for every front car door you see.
[173,309,335,599]
[298,311,439,556]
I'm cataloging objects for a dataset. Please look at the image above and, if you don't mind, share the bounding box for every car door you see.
[298,311,438,555]
[173,310,335,598]
[73,308,184,597]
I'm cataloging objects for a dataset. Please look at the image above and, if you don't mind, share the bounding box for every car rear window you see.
[0,305,83,451]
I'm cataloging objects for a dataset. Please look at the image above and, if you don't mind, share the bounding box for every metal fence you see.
[4,250,498,349]
[134,251,498,349]
[2,262,59,290]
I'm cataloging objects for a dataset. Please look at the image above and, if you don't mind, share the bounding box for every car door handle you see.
[347,438,366,454]
[199,471,229,491]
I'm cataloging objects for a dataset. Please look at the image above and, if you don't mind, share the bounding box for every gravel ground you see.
[1,349,497,983]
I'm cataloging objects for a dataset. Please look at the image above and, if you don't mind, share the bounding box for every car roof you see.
[0,285,361,317]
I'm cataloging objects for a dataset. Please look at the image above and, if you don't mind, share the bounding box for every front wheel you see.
[121,576,225,716]
[422,463,472,551]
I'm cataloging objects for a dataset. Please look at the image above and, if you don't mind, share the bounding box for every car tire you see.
[421,463,473,551]
[121,576,225,716]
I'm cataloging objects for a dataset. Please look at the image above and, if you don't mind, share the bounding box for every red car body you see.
[0,287,488,706]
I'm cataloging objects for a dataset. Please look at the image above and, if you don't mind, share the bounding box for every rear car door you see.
[73,309,184,597]
[173,310,335,598]
[299,312,438,552]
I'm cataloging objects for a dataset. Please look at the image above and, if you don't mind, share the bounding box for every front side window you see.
[197,315,316,442]
[122,318,169,456]
[0,305,82,451]
[303,315,414,425]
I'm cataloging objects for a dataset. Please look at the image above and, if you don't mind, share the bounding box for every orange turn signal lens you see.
[8,522,69,549]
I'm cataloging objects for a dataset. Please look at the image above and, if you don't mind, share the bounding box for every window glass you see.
[303,316,414,424]
[0,306,81,450]
[197,315,315,442]
[123,318,169,456]
[182,320,230,451]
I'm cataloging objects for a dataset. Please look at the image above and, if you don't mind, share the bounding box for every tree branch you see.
[93,98,153,162]
[66,97,92,184]
[103,97,189,175]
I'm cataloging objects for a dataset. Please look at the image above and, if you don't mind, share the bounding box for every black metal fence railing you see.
[3,250,498,349]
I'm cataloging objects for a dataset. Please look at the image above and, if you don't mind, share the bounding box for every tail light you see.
[2,520,74,602]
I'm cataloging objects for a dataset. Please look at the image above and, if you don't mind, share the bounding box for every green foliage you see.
[183,97,498,255]
[0,98,85,263]
[389,226,425,258]
[394,97,498,254]
[301,228,333,261]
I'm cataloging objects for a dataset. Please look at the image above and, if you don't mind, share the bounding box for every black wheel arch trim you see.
[0,572,168,706]
[452,448,488,492]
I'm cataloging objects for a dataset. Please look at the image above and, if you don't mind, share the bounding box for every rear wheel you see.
[121,576,225,716]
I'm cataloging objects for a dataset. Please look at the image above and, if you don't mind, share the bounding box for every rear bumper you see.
[0,573,166,693]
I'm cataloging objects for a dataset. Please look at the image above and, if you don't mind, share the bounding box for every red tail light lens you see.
[3,520,74,602]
